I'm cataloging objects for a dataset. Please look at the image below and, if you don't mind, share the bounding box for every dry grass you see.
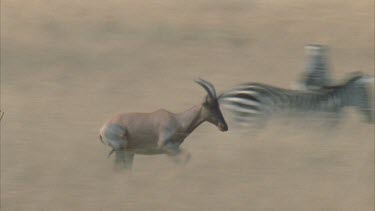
[1,0,374,210]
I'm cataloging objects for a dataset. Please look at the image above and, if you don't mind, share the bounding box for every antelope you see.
[99,79,228,170]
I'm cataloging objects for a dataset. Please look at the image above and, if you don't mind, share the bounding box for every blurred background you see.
[1,0,374,210]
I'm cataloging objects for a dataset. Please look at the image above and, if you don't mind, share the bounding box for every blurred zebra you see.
[296,44,333,90]
[219,72,374,127]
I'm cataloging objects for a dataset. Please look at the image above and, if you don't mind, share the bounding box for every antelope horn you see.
[195,78,217,99]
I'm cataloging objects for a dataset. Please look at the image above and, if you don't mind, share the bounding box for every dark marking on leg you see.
[107,149,115,158]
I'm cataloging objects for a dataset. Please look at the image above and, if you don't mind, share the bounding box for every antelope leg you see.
[114,150,134,170]
[106,137,132,170]
[163,143,191,165]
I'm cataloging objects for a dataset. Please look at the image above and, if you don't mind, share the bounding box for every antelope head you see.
[195,78,228,131]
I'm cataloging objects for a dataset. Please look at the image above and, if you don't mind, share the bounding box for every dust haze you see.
[1,0,374,210]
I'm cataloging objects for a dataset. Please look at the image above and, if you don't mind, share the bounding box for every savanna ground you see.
[1,0,374,210]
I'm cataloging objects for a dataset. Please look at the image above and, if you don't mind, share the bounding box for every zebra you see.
[219,72,374,128]
[296,44,333,90]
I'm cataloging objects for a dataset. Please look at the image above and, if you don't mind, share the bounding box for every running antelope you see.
[99,79,228,170]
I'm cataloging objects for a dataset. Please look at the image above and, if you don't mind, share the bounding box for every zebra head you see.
[341,72,374,123]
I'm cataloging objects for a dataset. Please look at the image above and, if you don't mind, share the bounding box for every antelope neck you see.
[176,105,205,134]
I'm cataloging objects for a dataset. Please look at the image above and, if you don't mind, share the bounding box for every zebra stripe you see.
[219,73,374,126]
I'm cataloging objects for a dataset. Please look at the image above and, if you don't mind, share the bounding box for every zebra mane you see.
[234,82,303,93]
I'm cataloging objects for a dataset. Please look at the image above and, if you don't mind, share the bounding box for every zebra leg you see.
[321,111,342,129]
[360,107,374,123]
[231,111,269,131]
[252,116,268,130]
[358,95,374,123]
[357,86,374,123]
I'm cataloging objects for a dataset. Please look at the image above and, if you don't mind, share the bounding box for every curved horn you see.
[195,78,217,99]
[201,78,217,98]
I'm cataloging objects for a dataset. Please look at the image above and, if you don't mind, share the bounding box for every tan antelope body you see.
[99,79,228,169]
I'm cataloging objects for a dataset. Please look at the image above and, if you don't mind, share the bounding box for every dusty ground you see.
[1,0,374,210]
